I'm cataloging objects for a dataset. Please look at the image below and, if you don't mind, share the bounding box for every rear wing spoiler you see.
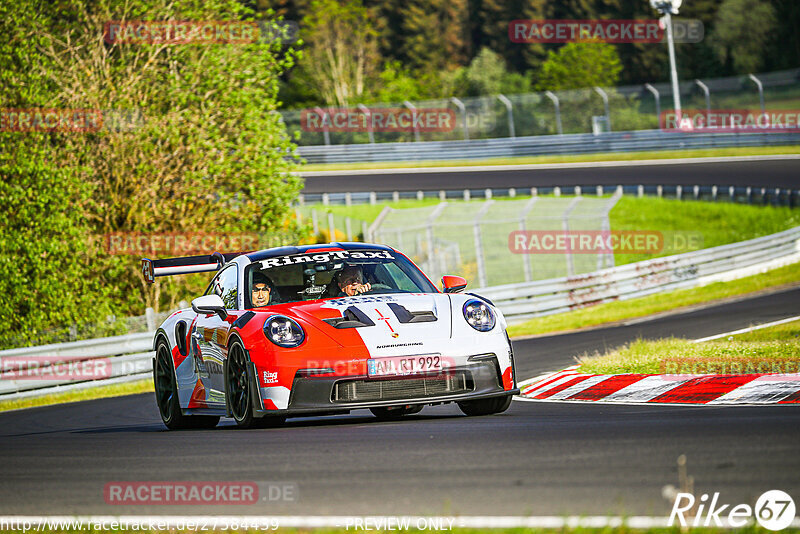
[140,252,242,283]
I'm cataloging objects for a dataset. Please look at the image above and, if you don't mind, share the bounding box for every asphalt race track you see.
[301,156,800,193]
[1,286,798,517]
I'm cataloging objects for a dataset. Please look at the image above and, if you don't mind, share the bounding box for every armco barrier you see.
[0,332,154,398]
[1,226,798,400]
[297,129,800,164]
[478,226,800,321]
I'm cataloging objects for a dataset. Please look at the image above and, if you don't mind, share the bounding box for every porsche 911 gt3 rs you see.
[142,242,518,429]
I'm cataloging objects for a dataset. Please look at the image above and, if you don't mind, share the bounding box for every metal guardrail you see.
[1,226,797,400]
[0,333,154,398]
[297,130,800,164]
[478,226,800,321]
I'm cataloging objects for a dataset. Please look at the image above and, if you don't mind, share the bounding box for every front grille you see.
[332,371,473,403]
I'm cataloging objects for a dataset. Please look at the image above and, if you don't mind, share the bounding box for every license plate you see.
[367,355,442,377]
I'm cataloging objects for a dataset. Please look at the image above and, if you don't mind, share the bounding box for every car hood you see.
[284,293,455,354]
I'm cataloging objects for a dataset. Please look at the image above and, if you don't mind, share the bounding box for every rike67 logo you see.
[670,490,796,530]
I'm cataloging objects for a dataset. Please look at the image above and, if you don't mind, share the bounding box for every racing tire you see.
[226,340,286,429]
[457,394,512,416]
[154,340,220,430]
[370,405,423,420]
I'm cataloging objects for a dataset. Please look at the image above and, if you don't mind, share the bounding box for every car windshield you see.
[244,249,437,307]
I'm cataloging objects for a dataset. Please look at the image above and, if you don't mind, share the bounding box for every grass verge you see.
[305,196,800,266]
[506,261,800,338]
[576,319,800,375]
[302,145,800,171]
[0,378,153,413]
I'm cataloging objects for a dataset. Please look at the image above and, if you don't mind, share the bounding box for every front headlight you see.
[463,298,495,332]
[264,315,305,348]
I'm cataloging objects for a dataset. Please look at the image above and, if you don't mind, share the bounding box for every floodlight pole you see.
[664,12,682,117]
[651,1,683,118]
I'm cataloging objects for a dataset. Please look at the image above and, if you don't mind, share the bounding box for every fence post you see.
[327,212,336,242]
[298,194,305,206]
[450,97,469,140]
[357,103,374,143]
[322,193,329,206]
[473,200,494,287]
[367,206,392,243]
[676,185,683,200]
[403,101,421,142]
[509,188,516,198]
[426,203,448,279]
[695,79,711,117]
[712,185,718,201]
[729,186,735,202]
[554,186,561,197]
[497,94,515,138]
[392,191,400,203]
[145,307,156,332]
[345,192,352,207]
[311,209,319,235]
[345,217,353,241]
[594,87,611,131]
[519,197,540,282]
[417,190,424,201]
[748,74,766,115]
[545,91,563,135]
[439,190,446,202]
[562,196,583,277]
[638,185,644,198]
[644,83,661,126]
[361,220,368,242]
[369,191,377,205]
[313,107,331,145]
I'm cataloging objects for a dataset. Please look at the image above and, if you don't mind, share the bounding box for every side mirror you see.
[441,275,467,293]
[191,294,228,320]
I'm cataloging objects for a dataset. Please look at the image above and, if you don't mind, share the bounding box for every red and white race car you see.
[142,243,517,429]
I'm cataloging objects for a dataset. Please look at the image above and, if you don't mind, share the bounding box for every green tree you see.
[445,48,533,96]
[0,0,305,345]
[535,41,622,90]
[300,0,380,107]
[396,0,470,73]
[711,0,777,73]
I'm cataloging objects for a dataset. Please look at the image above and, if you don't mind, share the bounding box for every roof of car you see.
[245,242,396,262]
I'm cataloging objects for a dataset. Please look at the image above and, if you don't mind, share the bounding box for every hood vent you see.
[388,303,437,323]
[324,306,375,329]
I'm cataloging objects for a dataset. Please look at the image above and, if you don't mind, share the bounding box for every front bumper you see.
[252,358,517,418]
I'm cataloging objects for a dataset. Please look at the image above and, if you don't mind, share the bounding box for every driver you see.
[336,264,371,297]
[251,272,275,307]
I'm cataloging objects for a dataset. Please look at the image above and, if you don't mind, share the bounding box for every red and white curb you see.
[517,366,800,405]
